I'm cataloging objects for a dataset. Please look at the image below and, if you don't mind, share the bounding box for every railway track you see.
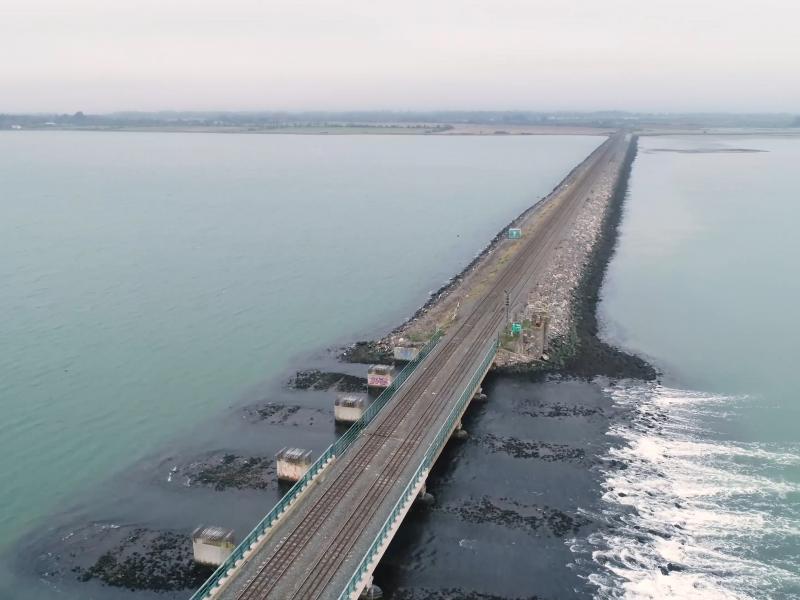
[286,137,627,600]
[225,134,626,600]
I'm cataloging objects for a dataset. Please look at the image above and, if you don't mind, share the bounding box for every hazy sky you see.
[2,0,798,113]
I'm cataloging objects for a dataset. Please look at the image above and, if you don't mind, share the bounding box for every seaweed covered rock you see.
[340,341,393,364]
[75,529,214,592]
[289,369,367,392]
[165,452,275,491]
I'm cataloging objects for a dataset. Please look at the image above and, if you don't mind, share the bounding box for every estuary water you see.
[592,135,800,598]
[375,134,800,600]
[0,131,602,598]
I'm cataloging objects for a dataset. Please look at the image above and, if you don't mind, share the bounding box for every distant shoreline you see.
[1,124,612,136]
[648,147,768,153]
[4,124,799,138]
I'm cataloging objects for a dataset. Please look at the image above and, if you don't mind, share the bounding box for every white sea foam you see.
[576,383,800,600]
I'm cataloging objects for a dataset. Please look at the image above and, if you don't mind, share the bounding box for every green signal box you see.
[511,322,522,335]
[508,227,522,239]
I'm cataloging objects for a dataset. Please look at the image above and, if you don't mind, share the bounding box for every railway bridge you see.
[189,132,630,600]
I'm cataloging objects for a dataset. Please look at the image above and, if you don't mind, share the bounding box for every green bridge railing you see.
[189,330,443,600]
[336,337,498,600]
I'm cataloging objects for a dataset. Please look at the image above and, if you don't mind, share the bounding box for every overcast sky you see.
[1,0,797,113]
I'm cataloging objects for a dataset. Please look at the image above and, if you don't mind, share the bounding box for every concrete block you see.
[192,525,235,566]
[367,364,396,389]
[392,340,421,362]
[276,447,312,482]
[334,393,367,423]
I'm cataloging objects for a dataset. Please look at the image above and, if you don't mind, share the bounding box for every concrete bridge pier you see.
[335,393,368,424]
[358,574,383,599]
[416,480,435,505]
[276,447,312,483]
[451,419,468,440]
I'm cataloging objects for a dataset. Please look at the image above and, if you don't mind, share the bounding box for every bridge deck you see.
[208,133,629,600]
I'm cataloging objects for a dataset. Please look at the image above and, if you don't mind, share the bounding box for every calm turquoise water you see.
[0,131,601,590]
[594,135,800,598]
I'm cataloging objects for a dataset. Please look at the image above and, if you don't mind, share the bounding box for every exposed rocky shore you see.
[524,135,656,380]
[437,496,590,538]
[165,453,276,491]
[391,589,542,600]
[37,524,214,594]
[288,369,367,392]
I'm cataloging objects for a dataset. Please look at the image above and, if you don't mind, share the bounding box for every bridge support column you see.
[335,393,368,424]
[359,574,383,599]
[276,447,312,483]
[473,386,488,401]
[451,419,468,440]
[367,364,396,389]
[191,526,235,566]
[416,481,435,506]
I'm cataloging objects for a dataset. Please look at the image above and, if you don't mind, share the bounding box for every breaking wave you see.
[576,383,800,599]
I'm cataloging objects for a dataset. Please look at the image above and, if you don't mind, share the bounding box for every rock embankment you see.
[552,135,656,379]
[343,134,656,380]
[500,135,655,378]
[525,165,618,344]
[341,139,606,365]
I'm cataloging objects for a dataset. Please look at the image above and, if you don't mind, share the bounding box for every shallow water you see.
[592,135,800,599]
[584,383,800,599]
[375,134,800,600]
[0,131,602,598]
[376,375,622,600]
